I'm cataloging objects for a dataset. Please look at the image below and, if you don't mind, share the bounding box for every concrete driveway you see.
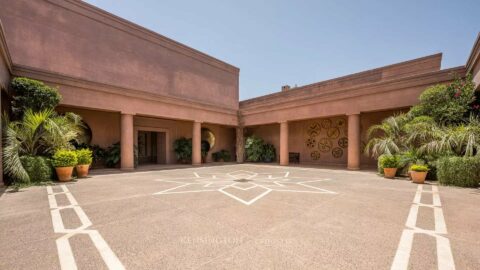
[0,164,478,269]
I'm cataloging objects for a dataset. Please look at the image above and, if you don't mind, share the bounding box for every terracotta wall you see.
[0,0,239,110]
[202,123,236,163]
[55,108,236,164]
[290,116,348,165]
[0,55,8,91]
[246,124,280,161]
[466,34,480,90]
[56,106,120,148]
[134,116,192,164]
[245,110,406,167]
[134,117,235,164]
[0,19,11,185]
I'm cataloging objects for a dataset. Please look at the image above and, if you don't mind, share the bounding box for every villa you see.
[0,0,479,184]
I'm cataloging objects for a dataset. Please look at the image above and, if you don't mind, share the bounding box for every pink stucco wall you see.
[467,34,480,90]
[56,106,121,148]
[57,106,236,165]
[245,109,406,167]
[0,0,239,110]
[0,19,12,185]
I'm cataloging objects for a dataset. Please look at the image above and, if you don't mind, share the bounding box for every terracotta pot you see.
[76,164,90,178]
[383,168,397,179]
[55,167,74,182]
[411,171,427,184]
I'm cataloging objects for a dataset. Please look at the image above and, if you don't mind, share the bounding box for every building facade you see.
[1,0,479,184]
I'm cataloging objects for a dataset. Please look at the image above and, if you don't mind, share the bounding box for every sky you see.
[84,0,479,100]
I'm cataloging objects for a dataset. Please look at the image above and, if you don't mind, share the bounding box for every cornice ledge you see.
[466,33,480,73]
[12,64,239,116]
[240,66,466,115]
[45,0,239,75]
[240,53,443,105]
[0,19,13,73]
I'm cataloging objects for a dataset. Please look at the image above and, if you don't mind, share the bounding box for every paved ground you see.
[0,164,478,270]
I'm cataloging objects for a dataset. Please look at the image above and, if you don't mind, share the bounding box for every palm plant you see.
[365,114,409,158]
[2,109,86,183]
[411,116,480,157]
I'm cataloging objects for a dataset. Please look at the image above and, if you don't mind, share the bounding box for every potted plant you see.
[410,164,429,184]
[379,155,399,179]
[173,137,192,164]
[212,149,231,162]
[245,136,265,162]
[263,144,276,163]
[212,151,223,162]
[52,149,78,182]
[76,148,93,178]
[220,149,231,162]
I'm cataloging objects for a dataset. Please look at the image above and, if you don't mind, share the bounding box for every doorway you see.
[137,131,167,165]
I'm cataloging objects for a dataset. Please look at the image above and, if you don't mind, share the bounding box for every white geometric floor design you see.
[153,170,337,205]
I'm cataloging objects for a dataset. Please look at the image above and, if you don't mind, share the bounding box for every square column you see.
[121,113,135,170]
[236,127,244,163]
[279,121,289,166]
[192,121,202,166]
[347,113,361,170]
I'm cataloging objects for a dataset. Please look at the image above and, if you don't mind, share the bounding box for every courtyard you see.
[0,164,478,269]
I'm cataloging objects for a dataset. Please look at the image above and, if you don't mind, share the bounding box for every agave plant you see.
[365,114,410,158]
[2,109,86,183]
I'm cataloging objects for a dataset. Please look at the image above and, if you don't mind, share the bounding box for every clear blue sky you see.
[85,0,479,100]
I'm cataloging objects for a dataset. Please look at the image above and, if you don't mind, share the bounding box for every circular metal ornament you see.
[332,147,343,158]
[338,137,348,148]
[306,137,316,148]
[311,151,321,160]
[327,127,340,139]
[321,119,332,129]
[318,138,332,152]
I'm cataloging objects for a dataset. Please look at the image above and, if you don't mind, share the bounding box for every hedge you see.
[437,157,480,187]
[20,156,53,183]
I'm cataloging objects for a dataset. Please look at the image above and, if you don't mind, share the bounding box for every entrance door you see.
[138,131,167,165]
[138,131,157,164]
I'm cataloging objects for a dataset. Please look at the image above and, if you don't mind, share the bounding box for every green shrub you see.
[437,157,480,187]
[212,149,231,162]
[11,77,61,119]
[52,150,78,167]
[379,155,399,169]
[76,149,93,165]
[411,75,475,124]
[173,137,192,163]
[410,164,429,172]
[245,136,264,162]
[105,142,121,167]
[19,156,53,183]
[262,144,276,162]
[74,143,106,164]
[396,151,421,175]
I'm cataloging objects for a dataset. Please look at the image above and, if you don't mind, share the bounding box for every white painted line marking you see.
[390,184,455,270]
[89,230,125,270]
[219,187,272,206]
[57,235,77,270]
[434,207,447,234]
[437,235,455,270]
[391,229,414,270]
[154,170,337,205]
[47,185,125,270]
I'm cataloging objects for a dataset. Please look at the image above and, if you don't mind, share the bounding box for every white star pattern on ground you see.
[153,170,337,205]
